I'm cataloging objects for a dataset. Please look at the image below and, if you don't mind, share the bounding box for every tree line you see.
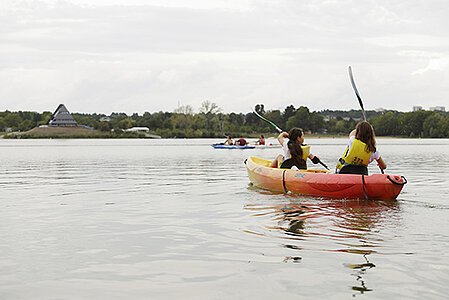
[1,103,448,138]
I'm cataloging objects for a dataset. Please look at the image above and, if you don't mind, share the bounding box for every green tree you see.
[286,106,310,130]
[371,111,400,136]
[423,113,448,137]
[118,118,132,129]
[4,113,21,129]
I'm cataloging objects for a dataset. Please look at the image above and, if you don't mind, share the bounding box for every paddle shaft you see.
[348,66,367,121]
[253,110,282,133]
[348,67,385,174]
[253,109,329,170]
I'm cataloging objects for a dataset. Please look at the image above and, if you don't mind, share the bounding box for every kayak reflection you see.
[244,192,400,295]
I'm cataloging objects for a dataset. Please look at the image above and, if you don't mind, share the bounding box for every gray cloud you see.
[1,0,448,114]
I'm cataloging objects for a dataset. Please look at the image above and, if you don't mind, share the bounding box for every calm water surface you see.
[1,138,448,299]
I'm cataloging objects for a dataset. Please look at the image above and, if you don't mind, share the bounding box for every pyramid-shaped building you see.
[47,104,78,126]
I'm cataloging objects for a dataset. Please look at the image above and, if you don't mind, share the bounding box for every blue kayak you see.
[212,144,255,149]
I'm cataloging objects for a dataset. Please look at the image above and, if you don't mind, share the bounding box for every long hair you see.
[287,128,305,166]
[355,121,376,152]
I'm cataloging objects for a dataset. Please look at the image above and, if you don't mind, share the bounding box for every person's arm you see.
[349,129,356,137]
[309,154,320,164]
[377,157,387,170]
[277,131,288,146]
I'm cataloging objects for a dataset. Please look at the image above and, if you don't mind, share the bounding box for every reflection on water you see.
[245,193,400,294]
[345,255,375,294]
[1,138,449,299]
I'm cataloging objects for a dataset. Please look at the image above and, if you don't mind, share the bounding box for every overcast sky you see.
[1,0,448,114]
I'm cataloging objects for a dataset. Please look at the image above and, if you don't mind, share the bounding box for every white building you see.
[429,106,445,112]
[413,106,423,111]
[125,127,150,132]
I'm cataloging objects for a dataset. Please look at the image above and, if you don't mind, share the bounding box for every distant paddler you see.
[223,136,234,145]
[235,135,248,146]
[255,134,265,145]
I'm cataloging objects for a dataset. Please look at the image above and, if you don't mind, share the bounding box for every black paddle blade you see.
[348,66,367,121]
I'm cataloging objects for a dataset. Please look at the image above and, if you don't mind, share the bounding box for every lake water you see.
[0,138,448,299]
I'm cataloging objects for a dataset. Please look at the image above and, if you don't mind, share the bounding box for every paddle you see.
[348,66,384,174]
[253,109,329,170]
[253,110,282,133]
[348,66,367,121]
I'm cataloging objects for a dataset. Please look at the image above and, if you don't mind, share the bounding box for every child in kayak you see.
[223,136,234,145]
[270,128,321,170]
[235,136,248,146]
[336,121,387,174]
[255,135,265,145]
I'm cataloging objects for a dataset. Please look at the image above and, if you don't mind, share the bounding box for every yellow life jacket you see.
[301,144,310,161]
[279,144,310,168]
[336,139,372,170]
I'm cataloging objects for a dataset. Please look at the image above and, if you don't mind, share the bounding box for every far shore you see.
[0,125,441,140]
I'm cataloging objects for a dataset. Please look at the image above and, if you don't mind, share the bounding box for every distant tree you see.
[283,105,296,120]
[286,106,310,130]
[423,112,449,138]
[264,110,282,129]
[18,120,33,131]
[0,117,5,131]
[255,104,265,115]
[371,111,400,136]
[4,113,21,129]
[401,111,433,137]
[199,101,221,115]
[308,112,325,133]
[174,105,194,115]
[118,118,132,129]
[98,121,111,132]
[199,101,221,133]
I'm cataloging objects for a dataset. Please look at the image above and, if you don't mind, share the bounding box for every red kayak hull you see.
[246,157,406,200]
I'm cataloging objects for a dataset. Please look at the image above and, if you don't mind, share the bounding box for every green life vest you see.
[336,139,372,170]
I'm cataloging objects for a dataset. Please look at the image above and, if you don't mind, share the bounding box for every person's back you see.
[237,138,247,146]
[336,121,386,174]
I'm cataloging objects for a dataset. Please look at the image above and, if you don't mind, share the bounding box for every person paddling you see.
[336,121,386,174]
[270,128,322,170]
[255,134,265,145]
[223,136,234,145]
[235,135,248,146]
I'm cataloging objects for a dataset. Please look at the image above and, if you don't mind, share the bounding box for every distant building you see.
[47,104,78,126]
[79,125,94,130]
[375,107,386,112]
[125,127,150,132]
[429,106,445,112]
[413,106,423,111]
[100,117,111,122]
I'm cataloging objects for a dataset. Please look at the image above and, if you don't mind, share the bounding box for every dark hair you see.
[355,121,376,152]
[260,135,264,139]
[287,128,305,167]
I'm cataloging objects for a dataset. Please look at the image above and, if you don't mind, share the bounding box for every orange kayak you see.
[245,156,406,200]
